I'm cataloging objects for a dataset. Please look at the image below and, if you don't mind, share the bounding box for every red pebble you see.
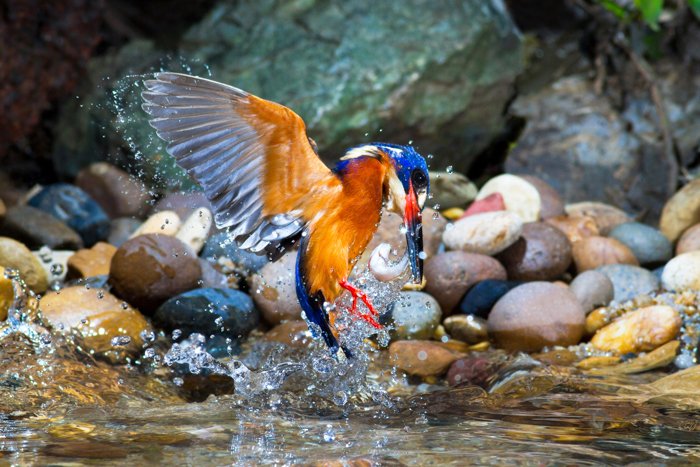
[461,192,506,218]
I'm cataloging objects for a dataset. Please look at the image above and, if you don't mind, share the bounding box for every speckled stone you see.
[609,222,672,266]
[496,222,572,281]
[443,211,523,256]
[661,251,700,291]
[569,270,614,313]
[591,305,681,354]
[596,264,660,303]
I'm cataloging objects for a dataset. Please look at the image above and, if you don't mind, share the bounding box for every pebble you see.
[263,320,312,348]
[461,193,505,218]
[175,207,212,254]
[198,258,232,289]
[661,251,700,291]
[447,355,501,388]
[153,288,260,342]
[569,270,614,313]
[249,251,301,325]
[66,242,117,280]
[0,205,83,250]
[428,171,477,209]
[441,207,464,220]
[39,286,151,363]
[130,211,181,238]
[442,211,523,255]
[475,174,541,222]
[456,279,522,319]
[571,236,638,272]
[488,282,585,352]
[108,218,142,247]
[676,224,700,255]
[388,340,464,377]
[34,249,72,284]
[27,183,110,246]
[518,175,565,219]
[590,305,681,354]
[153,191,213,221]
[496,222,572,281]
[608,222,672,266]
[596,264,660,302]
[0,237,48,292]
[565,202,632,235]
[660,178,700,242]
[424,251,507,314]
[201,232,270,276]
[443,314,488,344]
[0,266,13,321]
[109,234,201,314]
[75,162,151,218]
[381,291,442,340]
[545,214,599,244]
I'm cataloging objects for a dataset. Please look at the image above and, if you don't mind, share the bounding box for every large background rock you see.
[53,0,523,189]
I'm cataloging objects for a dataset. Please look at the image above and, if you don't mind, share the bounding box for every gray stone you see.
[428,172,477,210]
[0,205,83,250]
[569,270,614,314]
[381,291,442,341]
[596,264,660,303]
[609,222,673,266]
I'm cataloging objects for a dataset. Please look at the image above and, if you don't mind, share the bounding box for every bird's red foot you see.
[339,279,381,329]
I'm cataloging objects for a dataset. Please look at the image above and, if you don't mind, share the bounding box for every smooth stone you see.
[676,223,700,255]
[475,174,541,222]
[545,214,599,244]
[0,266,13,321]
[27,183,110,246]
[441,207,464,220]
[130,210,181,238]
[153,288,260,342]
[609,222,672,266]
[519,175,565,219]
[0,237,48,292]
[198,259,232,289]
[388,340,464,377]
[488,282,585,352]
[587,340,679,375]
[0,205,83,250]
[39,286,151,363]
[571,236,639,272]
[496,222,572,281]
[596,264,660,302]
[457,279,522,319]
[263,320,312,348]
[109,234,201,314]
[591,305,681,354]
[381,291,442,340]
[447,355,502,388]
[250,251,301,325]
[153,191,213,221]
[428,171,477,209]
[108,218,141,247]
[569,270,614,313]
[443,314,488,344]
[443,211,522,256]
[75,162,151,218]
[424,251,507,314]
[461,193,505,218]
[175,207,212,254]
[201,232,270,276]
[33,249,72,284]
[660,179,700,242]
[565,202,632,236]
[661,251,700,291]
[66,242,117,280]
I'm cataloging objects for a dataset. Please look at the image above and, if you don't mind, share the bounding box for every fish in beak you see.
[403,180,424,284]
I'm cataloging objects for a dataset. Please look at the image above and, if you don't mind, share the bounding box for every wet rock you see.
[153,288,260,345]
[447,355,501,388]
[66,242,117,280]
[488,282,585,352]
[596,264,660,303]
[496,222,572,281]
[428,172,477,209]
[388,340,463,377]
[0,205,83,250]
[569,270,614,313]
[519,175,565,219]
[263,320,312,348]
[382,291,442,340]
[565,202,632,236]
[175,207,212,254]
[34,249,72,284]
[571,236,638,272]
[0,266,13,321]
[443,211,522,256]
[108,218,141,247]
[201,232,270,276]
[457,279,522,319]
[0,237,48,292]
[75,162,151,218]
[661,251,700,291]
[545,214,599,244]
[39,286,151,363]
[587,340,679,375]
[153,191,213,221]
[609,222,672,266]
[424,251,507,314]
[443,314,488,344]
[109,233,201,313]
[250,251,301,325]
[130,210,181,238]
[462,193,506,218]
[591,305,681,354]
[676,224,700,255]
[27,183,110,246]
[198,259,232,289]
[660,178,700,242]
[475,174,541,222]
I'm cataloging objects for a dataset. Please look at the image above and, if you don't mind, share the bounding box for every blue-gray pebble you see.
[201,232,269,274]
[596,264,660,303]
[458,280,523,319]
[381,291,442,340]
[609,222,672,266]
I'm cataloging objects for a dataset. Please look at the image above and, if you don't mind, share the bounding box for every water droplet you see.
[418,251,427,260]
[432,203,441,210]
[432,212,439,220]
[446,165,454,174]
[111,335,132,346]
[214,316,225,327]
[172,329,182,340]
[50,263,64,276]
[144,348,156,359]
[173,377,184,386]
[322,425,336,442]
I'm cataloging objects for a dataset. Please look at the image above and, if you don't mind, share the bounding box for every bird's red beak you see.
[403,180,424,284]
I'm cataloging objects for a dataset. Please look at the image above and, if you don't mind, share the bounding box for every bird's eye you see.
[411,169,427,188]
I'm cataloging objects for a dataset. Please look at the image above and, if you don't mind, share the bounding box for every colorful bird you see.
[141,73,429,356]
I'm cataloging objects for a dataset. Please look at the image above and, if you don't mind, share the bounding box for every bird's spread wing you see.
[141,72,339,258]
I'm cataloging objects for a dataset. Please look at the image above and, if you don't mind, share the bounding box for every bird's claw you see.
[338,279,382,329]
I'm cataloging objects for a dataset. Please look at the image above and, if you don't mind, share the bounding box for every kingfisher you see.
[141,73,429,356]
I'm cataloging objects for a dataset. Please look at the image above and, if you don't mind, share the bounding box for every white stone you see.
[130,210,181,238]
[442,211,523,255]
[662,250,700,291]
[176,207,213,254]
[475,174,541,222]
